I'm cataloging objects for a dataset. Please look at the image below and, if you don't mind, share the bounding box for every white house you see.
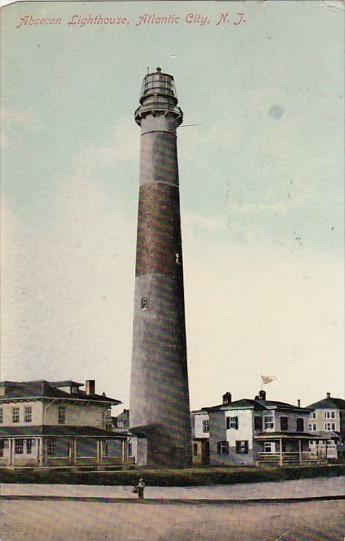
[0,380,137,469]
[193,390,326,466]
[307,393,345,460]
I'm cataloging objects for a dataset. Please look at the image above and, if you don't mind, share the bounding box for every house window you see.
[254,416,263,431]
[0,441,4,457]
[140,296,148,309]
[24,406,32,423]
[264,416,274,429]
[311,412,316,418]
[325,422,336,431]
[331,411,336,419]
[296,418,304,432]
[309,423,317,431]
[236,440,249,454]
[226,416,238,430]
[280,417,288,431]
[12,407,20,423]
[15,439,24,454]
[202,420,209,433]
[217,441,229,455]
[128,442,133,457]
[26,439,33,454]
[47,439,56,456]
[118,421,124,427]
[58,406,65,425]
[193,443,198,456]
[264,442,275,453]
[0,407,3,424]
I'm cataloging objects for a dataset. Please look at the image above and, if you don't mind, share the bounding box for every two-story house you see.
[0,379,136,469]
[193,390,323,466]
[307,392,345,460]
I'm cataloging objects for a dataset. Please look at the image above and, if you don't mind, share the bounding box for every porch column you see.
[38,438,45,466]
[279,438,283,466]
[121,440,127,464]
[8,439,14,467]
[99,440,103,464]
[68,440,75,465]
[36,438,40,466]
[73,440,77,464]
[298,439,302,464]
[96,440,103,465]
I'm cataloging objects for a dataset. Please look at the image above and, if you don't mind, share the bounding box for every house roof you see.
[115,409,129,422]
[307,397,345,410]
[255,431,321,440]
[49,381,83,388]
[309,431,341,439]
[204,398,308,413]
[0,380,121,405]
[0,425,127,438]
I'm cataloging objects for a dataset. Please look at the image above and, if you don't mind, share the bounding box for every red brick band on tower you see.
[129,68,192,467]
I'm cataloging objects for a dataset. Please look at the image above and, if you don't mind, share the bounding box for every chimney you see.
[85,380,95,395]
[326,392,331,399]
[222,392,232,405]
[258,390,266,401]
[297,399,301,407]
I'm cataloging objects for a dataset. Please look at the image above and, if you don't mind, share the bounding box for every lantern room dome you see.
[139,67,178,104]
[135,67,183,126]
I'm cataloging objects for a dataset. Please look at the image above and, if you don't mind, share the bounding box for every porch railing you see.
[256,451,327,465]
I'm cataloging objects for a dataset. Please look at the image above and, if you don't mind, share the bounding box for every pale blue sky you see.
[1,1,344,410]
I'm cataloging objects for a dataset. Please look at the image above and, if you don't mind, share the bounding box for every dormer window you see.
[141,296,148,309]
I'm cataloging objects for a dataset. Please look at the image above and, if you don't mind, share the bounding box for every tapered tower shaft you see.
[130,68,192,467]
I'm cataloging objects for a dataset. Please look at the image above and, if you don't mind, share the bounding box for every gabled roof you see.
[0,380,121,405]
[307,397,345,410]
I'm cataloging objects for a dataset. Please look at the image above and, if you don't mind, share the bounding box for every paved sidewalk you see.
[1,476,344,501]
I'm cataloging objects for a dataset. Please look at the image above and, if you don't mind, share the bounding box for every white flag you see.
[261,375,277,385]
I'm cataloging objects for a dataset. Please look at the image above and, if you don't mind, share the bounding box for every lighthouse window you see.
[141,297,148,309]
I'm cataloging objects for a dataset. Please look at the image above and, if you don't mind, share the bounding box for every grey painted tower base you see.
[130,68,192,467]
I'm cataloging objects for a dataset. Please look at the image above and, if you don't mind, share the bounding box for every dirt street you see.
[1,500,344,541]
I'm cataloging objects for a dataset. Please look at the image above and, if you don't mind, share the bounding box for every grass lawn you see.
[0,464,344,486]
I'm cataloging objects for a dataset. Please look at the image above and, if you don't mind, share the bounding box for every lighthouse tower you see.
[129,68,192,467]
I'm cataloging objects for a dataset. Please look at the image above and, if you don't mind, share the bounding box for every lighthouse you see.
[129,68,192,467]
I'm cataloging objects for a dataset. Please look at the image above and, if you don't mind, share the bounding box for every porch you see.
[0,426,135,469]
[255,433,328,466]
